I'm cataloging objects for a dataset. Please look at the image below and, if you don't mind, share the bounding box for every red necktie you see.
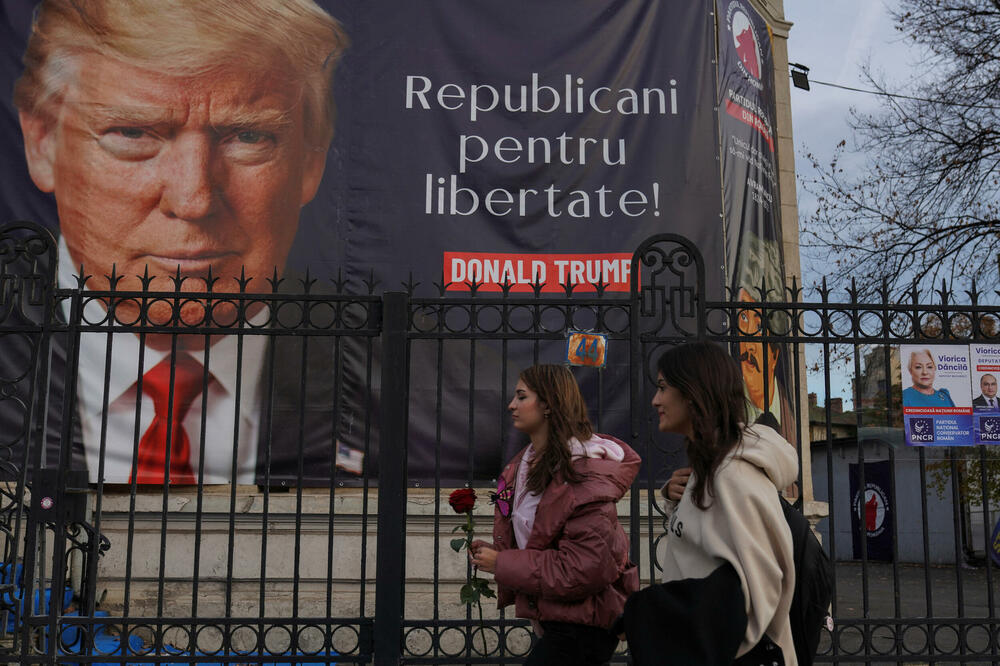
[133,355,204,484]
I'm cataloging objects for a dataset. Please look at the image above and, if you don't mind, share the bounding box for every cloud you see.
[837,1,884,84]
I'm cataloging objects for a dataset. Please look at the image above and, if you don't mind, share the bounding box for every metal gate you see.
[1,223,998,664]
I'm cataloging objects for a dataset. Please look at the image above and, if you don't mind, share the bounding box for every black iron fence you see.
[0,221,998,664]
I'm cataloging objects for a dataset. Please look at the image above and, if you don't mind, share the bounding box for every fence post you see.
[628,263,643,565]
[374,291,409,665]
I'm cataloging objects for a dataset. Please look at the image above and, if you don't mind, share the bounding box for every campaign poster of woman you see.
[898,344,973,446]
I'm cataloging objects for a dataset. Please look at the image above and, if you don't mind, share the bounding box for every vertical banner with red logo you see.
[849,460,894,562]
[716,0,793,443]
[970,344,1000,445]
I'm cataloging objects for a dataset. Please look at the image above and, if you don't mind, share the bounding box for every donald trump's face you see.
[19,53,327,324]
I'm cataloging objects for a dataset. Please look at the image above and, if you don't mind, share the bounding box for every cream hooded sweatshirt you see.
[660,423,799,665]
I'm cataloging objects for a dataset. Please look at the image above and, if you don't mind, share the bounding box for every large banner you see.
[0,1,729,484]
[991,516,1000,568]
[715,0,793,444]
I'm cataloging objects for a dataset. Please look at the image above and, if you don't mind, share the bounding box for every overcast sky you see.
[785,0,916,279]
[782,1,917,406]
[786,0,911,153]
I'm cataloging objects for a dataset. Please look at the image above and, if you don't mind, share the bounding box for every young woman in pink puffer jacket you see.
[471,364,639,666]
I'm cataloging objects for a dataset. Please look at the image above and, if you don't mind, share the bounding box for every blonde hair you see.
[13,0,348,147]
[908,348,935,371]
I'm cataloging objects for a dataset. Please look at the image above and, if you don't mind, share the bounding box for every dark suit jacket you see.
[0,224,366,487]
[973,394,999,411]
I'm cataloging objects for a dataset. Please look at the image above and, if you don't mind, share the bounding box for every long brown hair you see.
[519,365,594,493]
[656,342,748,509]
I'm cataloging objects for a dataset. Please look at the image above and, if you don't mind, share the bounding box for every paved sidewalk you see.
[822,561,1000,665]
[833,561,1000,619]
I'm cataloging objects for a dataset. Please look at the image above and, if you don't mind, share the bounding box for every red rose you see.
[448,488,477,514]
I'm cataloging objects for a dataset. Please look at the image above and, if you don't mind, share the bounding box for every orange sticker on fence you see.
[566,331,607,368]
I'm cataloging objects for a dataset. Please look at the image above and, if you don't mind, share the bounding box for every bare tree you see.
[799,0,1000,298]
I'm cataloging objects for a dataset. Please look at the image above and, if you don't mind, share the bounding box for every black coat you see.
[621,562,749,665]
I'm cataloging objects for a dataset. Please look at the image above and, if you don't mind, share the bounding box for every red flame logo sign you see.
[731,9,761,81]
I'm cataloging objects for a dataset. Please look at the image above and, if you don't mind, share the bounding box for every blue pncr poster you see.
[898,345,973,446]
[969,344,1000,445]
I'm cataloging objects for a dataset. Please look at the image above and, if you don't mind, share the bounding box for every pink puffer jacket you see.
[491,434,640,629]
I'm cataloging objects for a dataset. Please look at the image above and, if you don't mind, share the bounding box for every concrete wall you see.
[810,439,963,564]
[45,486,663,654]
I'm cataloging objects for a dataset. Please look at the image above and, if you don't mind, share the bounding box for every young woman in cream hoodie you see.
[623,341,798,665]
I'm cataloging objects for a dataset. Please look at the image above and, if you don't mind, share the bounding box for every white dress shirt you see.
[60,241,266,484]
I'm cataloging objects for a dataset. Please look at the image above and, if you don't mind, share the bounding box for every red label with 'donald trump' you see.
[444,252,633,292]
